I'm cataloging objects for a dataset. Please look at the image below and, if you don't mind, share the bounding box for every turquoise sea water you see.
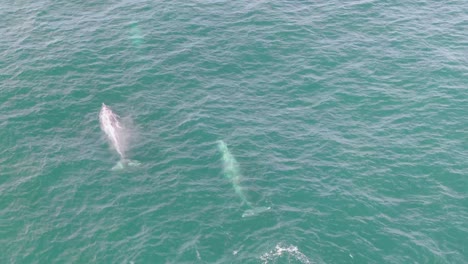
[1,1,467,263]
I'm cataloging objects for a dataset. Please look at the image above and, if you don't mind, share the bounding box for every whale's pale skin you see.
[99,103,126,158]
[99,103,140,170]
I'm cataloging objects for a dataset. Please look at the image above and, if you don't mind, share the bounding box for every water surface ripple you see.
[1,1,466,263]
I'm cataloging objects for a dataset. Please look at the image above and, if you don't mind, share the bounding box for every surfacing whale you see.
[99,103,140,170]
[217,140,270,217]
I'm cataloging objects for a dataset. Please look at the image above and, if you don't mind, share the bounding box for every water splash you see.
[260,244,312,264]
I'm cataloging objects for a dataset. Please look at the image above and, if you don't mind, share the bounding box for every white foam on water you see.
[242,206,271,217]
[233,245,243,255]
[260,244,312,264]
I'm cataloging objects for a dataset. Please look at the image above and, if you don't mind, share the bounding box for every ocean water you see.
[1,1,467,263]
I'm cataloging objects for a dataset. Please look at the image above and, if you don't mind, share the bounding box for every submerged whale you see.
[99,103,139,170]
[217,140,270,217]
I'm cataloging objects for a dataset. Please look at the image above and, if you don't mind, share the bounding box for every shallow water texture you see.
[1,0,467,263]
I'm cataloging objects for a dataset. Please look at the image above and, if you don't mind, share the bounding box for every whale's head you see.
[217,140,228,154]
[101,103,110,110]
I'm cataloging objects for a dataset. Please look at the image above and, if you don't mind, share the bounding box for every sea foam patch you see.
[260,244,312,264]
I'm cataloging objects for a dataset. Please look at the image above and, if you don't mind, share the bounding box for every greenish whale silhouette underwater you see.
[217,140,271,217]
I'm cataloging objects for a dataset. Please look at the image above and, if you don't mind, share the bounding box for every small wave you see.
[260,244,312,264]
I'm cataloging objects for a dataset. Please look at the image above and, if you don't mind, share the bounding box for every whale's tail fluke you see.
[242,206,271,218]
[111,159,141,171]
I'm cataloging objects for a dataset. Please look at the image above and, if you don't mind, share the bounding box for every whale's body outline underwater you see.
[217,140,271,217]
